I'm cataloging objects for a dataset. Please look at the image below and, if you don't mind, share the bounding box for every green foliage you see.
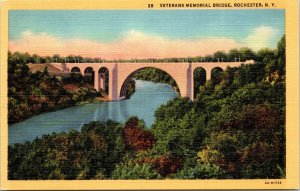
[71,87,97,104]
[175,163,223,179]
[63,73,85,86]
[151,98,207,169]
[264,35,285,81]
[276,164,286,179]
[174,146,224,179]
[112,163,161,179]
[197,146,222,165]
[277,35,286,74]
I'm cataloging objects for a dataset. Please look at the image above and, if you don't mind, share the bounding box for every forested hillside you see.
[8,52,98,124]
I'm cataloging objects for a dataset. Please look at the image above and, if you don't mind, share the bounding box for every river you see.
[9,80,178,145]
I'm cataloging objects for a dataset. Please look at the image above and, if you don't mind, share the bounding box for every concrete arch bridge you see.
[51,60,254,101]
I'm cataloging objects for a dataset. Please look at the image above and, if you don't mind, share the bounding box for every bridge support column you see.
[206,69,211,81]
[186,63,193,101]
[108,67,114,101]
[99,74,106,91]
[94,72,99,91]
[111,63,120,101]
[79,67,85,76]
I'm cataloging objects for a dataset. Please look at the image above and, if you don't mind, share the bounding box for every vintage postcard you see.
[0,0,299,190]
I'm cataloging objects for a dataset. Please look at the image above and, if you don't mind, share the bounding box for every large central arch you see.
[119,67,181,99]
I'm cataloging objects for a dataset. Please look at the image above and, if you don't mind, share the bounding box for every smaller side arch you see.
[211,67,224,84]
[66,67,84,85]
[98,67,109,95]
[71,67,81,73]
[193,67,206,98]
[84,67,94,75]
[83,67,95,85]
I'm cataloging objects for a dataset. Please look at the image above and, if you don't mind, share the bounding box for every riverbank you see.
[95,96,110,102]
[64,83,110,102]
[9,90,109,125]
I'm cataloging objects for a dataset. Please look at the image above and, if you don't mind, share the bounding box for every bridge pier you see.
[108,65,116,101]
[99,74,106,91]
[186,63,193,100]
[206,70,211,81]
[94,72,99,91]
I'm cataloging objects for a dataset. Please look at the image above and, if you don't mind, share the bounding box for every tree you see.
[213,51,227,61]
[276,35,286,74]
[257,48,275,63]
[227,49,240,61]
[52,54,61,63]
[239,47,257,61]
[123,117,156,151]
[30,54,41,63]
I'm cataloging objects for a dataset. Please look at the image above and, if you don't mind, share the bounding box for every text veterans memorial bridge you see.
[50,60,254,101]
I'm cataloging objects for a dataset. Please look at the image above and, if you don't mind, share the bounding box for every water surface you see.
[9,80,178,144]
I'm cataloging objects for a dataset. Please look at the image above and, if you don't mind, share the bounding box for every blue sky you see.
[8,10,285,59]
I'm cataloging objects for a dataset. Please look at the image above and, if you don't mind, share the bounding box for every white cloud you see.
[244,26,278,50]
